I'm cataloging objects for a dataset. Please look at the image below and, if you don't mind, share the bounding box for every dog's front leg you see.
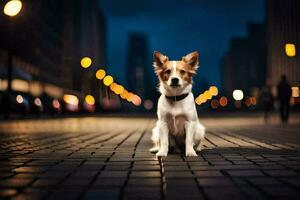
[156,120,169,157]
[185,121,197,157]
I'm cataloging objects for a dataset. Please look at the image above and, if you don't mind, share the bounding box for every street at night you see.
[1,0,300,199]
[0,115,300,200]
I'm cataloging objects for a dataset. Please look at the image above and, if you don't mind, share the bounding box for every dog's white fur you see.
[150,51,205,157]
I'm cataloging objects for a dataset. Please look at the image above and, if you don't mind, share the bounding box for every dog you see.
[150,51,205,157]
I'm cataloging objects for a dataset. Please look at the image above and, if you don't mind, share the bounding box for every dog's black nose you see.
[171,77,179,85]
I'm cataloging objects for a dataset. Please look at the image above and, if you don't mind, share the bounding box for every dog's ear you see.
[153,51,168,70]
[182,51,199,74]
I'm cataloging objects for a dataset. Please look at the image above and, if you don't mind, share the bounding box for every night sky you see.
[98,0,264,90]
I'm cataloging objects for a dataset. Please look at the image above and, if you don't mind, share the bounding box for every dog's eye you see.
[180,70,186,75]
[165,69,171,74]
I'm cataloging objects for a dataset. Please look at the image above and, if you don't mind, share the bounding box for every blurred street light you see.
[114,85,124,95]
[110,82,117,92]
[95,69,106,80]
[204,90,212,100]
[285,43,296,57]
[103,75,113,86]
[209,86,218,96]
[85,95,95,105]
[16,94,23,104]
[80,57,92,68]
[232,89,244,101]
[63,94,79,106]
[3,0,23,118]
[120,90,128,99]
[3,0,22,17]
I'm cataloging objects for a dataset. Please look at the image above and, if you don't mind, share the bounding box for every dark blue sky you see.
[98,0,264,89]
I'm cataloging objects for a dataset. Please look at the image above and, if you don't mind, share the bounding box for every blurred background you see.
[0,0,299,119]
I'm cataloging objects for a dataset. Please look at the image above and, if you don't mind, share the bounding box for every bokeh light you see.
[114,85,124,95]
[110,82,117,92]
[120,89,128,99]
[80,57,92,68]
[96,69,106,80]
[85,95,95,105]
[209,86,218,96]
[285,43,296,57]
[52,99,60,109]
[219,96,228,107]
[126,92,134,102]
[211,99,219,109]
[34,98,42,107]
[63,94,79,105]
[103,75,114,86]
[16,94,23,104]
[203,90,212,100]
[143,99,153,110]
[3,0,22,17]
[291,86,299,98]
[132,95,142,106]
[232,89,244,101]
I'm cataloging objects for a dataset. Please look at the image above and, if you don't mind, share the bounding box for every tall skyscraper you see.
[266,0,300,87]
[62,0,106,101]
[222,23,266,96]
[126,33,150,99]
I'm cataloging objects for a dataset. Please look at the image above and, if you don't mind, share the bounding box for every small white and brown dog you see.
[150,51,205,157]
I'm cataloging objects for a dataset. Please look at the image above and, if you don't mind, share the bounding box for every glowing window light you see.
[12,79,29,92]
[45,84,63,98]
[291,87,299,98]
[285,43,296,57]
[85,95,95,105]
[115,85,124,95]
[210,99,219,109]
[30,81,42,96]
[16,94,23,104]
[80,57,92,68]
[34,98,42,107]
[3,0,22,17]
[110,82,117,92]
[203,90,212,100]
[232,89,244,101]
[219,96,228,107]
[0,79,8,91]
[63,94,79,105]
[103,75,114,86]
[209,86,218,96]
[96,69,106,80]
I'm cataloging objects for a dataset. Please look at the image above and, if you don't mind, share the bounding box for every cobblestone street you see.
[0,116,300,200]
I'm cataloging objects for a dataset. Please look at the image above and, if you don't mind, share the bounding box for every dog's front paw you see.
[156,150,168,157]
[186,149,197,157]
[149,146,159,153]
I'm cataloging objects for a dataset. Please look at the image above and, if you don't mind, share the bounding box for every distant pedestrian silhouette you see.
[277,75,292,123]
[259,85,274,123]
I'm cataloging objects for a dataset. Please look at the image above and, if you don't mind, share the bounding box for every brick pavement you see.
[0,117,299,200]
